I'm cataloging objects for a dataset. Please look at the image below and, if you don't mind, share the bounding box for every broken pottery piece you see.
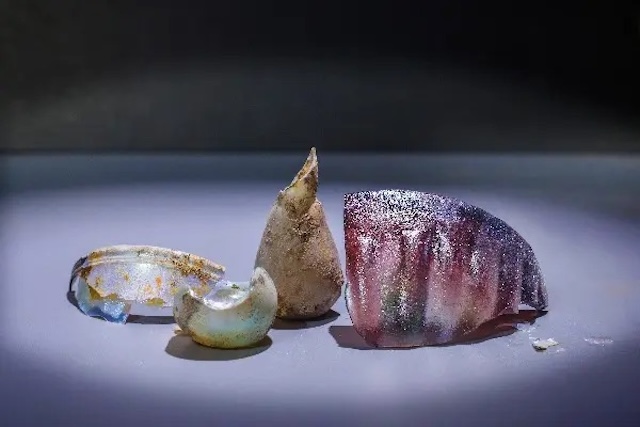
[255,148,344,319]
[344,190,548,348]
[173,267,278,349]
[69,245,225,323]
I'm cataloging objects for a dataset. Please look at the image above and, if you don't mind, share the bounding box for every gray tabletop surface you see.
[1,153,639,427]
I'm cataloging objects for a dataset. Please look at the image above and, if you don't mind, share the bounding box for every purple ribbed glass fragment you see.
[344,190,548,348]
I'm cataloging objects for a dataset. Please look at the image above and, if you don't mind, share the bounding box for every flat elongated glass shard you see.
[69,245,225,323]
[344,190,548,348]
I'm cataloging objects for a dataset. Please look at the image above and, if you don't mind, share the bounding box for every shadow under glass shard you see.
[329,310,547,350]
[66,290,176,325]
[165,334,273,361]
[271,309,340,330]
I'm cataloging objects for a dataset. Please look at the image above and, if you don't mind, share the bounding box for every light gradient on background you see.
[3,2,638,153]
[1,154,639,426]
[2,60,639,152]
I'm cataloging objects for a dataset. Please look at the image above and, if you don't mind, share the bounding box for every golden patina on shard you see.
[69,245,225,323]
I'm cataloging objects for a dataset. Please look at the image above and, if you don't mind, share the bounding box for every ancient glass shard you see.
[74,277,131,323]
[69,245,225,323]
[173,267,278,349]
[255,148,344,319]
[344,190,548,348]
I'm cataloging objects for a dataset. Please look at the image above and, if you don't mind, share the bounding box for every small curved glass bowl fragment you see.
[69,245,225,323]
[173,267,278,349]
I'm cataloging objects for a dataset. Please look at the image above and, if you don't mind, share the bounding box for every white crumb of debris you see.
[584,337,614,346]
[532,338,559,351]
[516,323,537,334]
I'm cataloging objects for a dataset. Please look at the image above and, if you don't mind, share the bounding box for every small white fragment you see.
[532,338,559,351]
[584,337,614,346]
[516,323,537,334]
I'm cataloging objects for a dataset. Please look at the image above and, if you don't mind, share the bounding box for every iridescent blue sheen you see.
[74,277,130,323]
[68,245,225,324]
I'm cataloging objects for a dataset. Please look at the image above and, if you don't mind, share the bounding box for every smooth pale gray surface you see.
[1,154,639,427]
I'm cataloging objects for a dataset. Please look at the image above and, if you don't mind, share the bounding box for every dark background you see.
[1,4,640,426]
[1,0,639,152]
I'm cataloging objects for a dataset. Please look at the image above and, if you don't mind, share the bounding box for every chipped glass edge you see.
[75,277,131,323]
[68,245,226,324]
